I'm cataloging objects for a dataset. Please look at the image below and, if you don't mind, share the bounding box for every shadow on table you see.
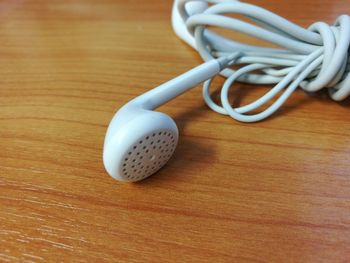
[138,103,216,184]
[137,80,350,185]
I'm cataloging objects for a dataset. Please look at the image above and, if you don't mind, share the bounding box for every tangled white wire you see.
[177,0,350,122]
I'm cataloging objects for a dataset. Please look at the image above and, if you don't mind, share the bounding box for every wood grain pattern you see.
[1,0,350,262]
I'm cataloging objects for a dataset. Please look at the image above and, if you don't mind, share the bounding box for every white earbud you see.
[104,0,350,182]
[103,57,235,182]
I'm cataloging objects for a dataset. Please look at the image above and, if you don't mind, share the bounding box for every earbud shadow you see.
[136,80,350,185]
[137,104,216,185]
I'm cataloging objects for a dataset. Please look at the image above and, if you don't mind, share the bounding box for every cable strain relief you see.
[217,52,241,70]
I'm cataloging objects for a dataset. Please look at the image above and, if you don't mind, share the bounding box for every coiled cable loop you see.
[178,0,350,122]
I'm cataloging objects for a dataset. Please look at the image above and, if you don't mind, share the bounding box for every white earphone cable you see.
[177,0,350,122]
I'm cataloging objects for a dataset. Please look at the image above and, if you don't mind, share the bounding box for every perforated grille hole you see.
[120,130,177,181]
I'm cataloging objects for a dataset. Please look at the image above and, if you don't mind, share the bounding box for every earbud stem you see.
[128,58,230,110]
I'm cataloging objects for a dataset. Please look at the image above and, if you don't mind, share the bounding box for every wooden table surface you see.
[1,0,350,262]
